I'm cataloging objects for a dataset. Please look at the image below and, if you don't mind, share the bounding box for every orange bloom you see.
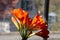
[11,8,29,25]
[11,8,47,30]
[26,18,32,30]
[31,14,47,30]
[22,10,29,24]
[11,8,23,19]
[11,8,49,39]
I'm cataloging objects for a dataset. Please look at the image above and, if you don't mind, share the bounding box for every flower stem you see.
[22,38,27,40]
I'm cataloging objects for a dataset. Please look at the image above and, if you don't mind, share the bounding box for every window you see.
[21,0,33,11]
[48,0,60,31]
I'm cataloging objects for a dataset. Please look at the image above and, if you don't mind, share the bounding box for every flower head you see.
[11,8,49,38]
[11,8,29,25]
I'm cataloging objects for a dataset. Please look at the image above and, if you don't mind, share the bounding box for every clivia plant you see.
[11,8,49,40]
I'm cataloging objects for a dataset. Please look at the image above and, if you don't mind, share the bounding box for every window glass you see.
[48,0,60,31]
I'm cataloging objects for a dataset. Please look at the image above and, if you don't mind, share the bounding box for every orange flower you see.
[11,8,47,30]
[26,18,32,30]
[31,14,47,30]
[22,10,29,24]
[11,8,49,39]
[11,8,29,25]
[11,8,23,19]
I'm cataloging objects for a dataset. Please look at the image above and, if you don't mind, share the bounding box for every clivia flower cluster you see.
[11,8,49,40]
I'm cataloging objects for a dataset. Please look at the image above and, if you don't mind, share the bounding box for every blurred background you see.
[0,0,60,40]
